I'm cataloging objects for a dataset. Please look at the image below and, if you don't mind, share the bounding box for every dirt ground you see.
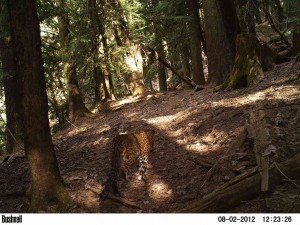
[0,61,300,213]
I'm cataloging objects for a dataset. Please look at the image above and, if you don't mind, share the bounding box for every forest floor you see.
[1,60,300,213]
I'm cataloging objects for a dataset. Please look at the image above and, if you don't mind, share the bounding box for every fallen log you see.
[178,153,300,213]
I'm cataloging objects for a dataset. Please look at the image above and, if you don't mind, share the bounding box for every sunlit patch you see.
[146,114,178,125]
[186,142,209,152]
[67,126,88,136]
[209,85,300,110]
[145,110,188,126]
[96,124,111,134]
[148,179,172,201]
[126,112,139,118]
[114,98,134,106]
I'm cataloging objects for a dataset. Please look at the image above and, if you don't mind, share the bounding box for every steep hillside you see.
[1,61,300,213]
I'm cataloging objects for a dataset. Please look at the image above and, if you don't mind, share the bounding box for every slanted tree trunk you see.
[7,0,71,211]
[222,34,265,90]
[187,0,205,85]
[57,0,90,122]
[0,0,24,154]
[204,0,240,85]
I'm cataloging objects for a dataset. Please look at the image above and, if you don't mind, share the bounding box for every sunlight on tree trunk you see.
[125,45,146,96]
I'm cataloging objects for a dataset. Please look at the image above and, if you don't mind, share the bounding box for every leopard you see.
[99,129,155,201]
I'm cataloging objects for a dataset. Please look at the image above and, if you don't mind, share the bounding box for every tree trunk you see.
[292,26,300,56]
[57,0,90,122]
[245,0,257,34]
[204,0,240,85]
[111,0,146,96]
[222,34,265,90]
[125,45,146,96]
[94,66,102,103]
[187,0,205,85]
[180,45,191,88]
[7,0,71,211]
[66,63,91,122]
[0,0,24,154]
[156,38,168,92]
[95,1,115,100]
[101,35,115,100]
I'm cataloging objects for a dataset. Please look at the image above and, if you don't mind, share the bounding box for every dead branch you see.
[262,0,291,49]
[178,153,300,213]
[141,44,196,88]
[86,184,142,210]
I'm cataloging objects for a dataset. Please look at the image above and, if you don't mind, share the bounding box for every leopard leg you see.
[138,155,148,181]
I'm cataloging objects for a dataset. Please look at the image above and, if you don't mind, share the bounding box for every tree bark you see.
[187,0,205,85]
[204,0,240,85]
[0,0,24,154]
[66,63,91,122]
[7,0,71,211]
[155,37,168,92]
[180,44,191,88]
[222,34,265,90]
[292,26,300,56]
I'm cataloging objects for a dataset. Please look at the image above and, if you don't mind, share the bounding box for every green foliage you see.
[30,0,194,126]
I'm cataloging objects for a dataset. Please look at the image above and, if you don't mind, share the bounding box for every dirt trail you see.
[1,61,300,213]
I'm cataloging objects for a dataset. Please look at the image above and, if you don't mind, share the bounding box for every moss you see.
[222,34,264,90]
